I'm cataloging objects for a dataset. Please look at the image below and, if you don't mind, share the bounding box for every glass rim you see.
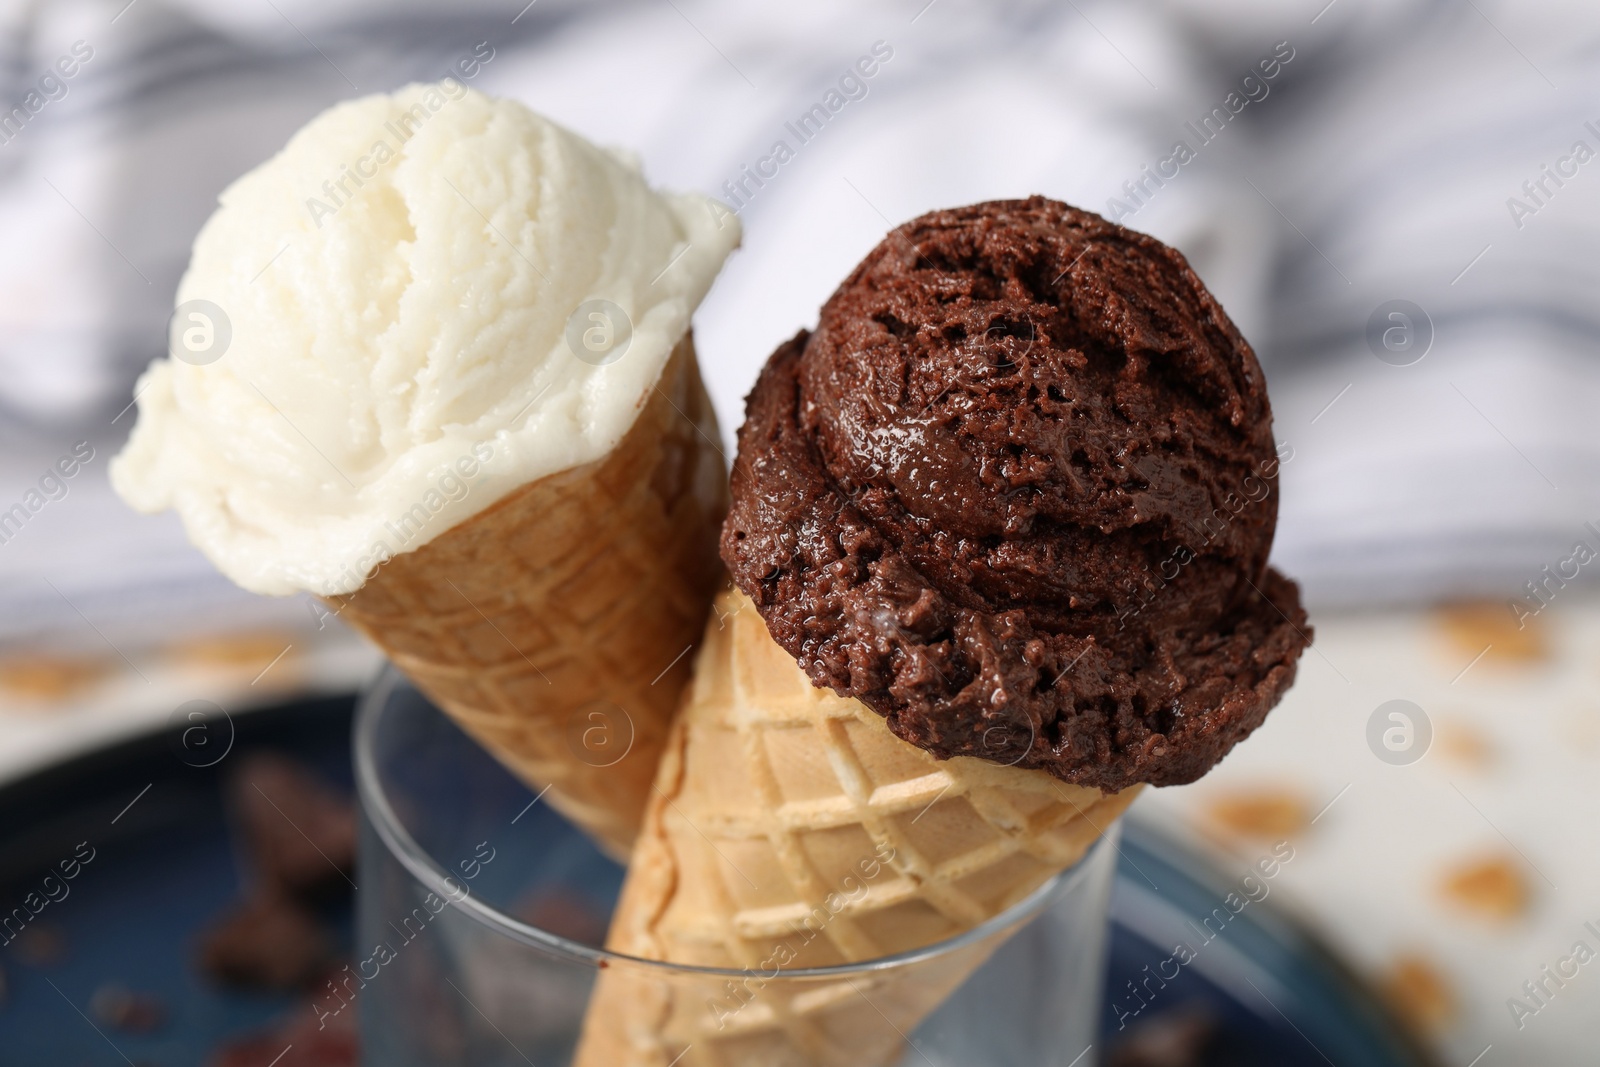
[355,663,1118,980]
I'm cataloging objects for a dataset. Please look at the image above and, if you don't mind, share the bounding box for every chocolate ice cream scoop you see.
[721,197,1310,790]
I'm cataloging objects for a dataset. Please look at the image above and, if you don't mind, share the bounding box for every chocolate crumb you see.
[90,983,168,1034]
[198,895,334,991]
[229,753,355,904]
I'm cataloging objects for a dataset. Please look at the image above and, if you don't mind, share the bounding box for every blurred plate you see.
[0,694,1435,1066]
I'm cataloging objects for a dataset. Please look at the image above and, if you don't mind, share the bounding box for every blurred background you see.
[2,0,1598,1062]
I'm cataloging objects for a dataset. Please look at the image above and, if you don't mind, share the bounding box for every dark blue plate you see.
[0,695,1434,1067]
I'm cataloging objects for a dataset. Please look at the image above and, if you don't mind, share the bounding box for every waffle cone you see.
[325,337,726,859]
[574,587,1141,1066]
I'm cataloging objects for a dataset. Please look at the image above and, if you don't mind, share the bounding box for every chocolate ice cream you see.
[722,197,1309,791]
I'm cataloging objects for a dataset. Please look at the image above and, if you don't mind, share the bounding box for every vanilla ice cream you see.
[112,83,739,596]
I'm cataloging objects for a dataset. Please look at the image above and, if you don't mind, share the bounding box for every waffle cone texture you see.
[325,337,726,860]
[573,587,1141,1066]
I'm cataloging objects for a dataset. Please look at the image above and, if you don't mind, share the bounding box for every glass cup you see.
[353,667,1122,1066]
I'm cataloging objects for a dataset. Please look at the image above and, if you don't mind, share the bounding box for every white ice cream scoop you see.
[112,82,739,596]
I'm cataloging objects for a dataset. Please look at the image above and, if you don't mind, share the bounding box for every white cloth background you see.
[2,0,1599,649]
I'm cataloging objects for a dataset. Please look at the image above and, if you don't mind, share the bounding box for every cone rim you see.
[357,664,1123,979]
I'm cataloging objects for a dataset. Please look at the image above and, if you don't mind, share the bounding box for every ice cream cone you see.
[573,587,1141,1066]
[325,337,726,859]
